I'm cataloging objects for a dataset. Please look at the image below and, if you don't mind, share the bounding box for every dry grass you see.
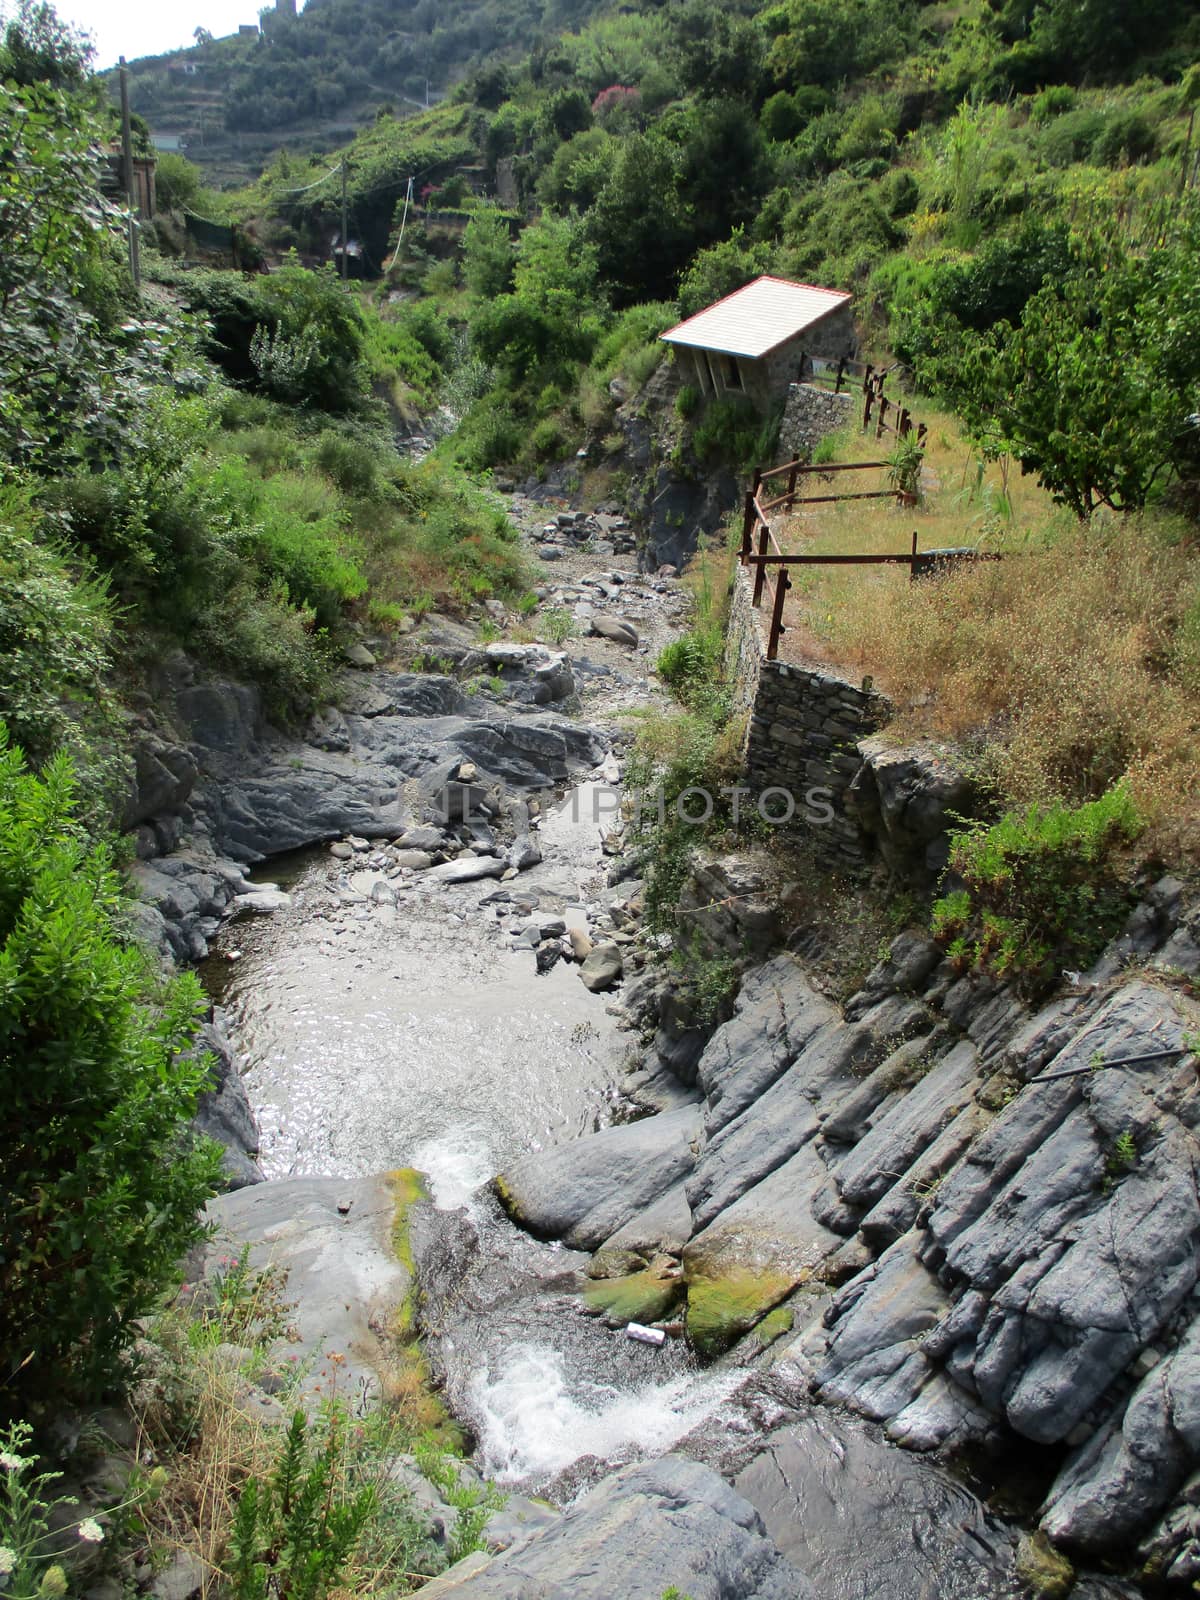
[759,406,1200,857]
[128,1255,466,1600]
[776,405,1063,669]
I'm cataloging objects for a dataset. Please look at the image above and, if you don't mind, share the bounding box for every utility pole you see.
[340,158,348,280]
[118,56,141,291]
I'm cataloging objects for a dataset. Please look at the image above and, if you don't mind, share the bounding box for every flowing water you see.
[200,767,1064,1597]
[201,772,740,1492]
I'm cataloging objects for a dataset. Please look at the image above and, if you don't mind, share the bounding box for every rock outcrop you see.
[424,1455,815,1599]
[496,886,1200,1575]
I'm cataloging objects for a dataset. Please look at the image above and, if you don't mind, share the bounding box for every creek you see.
[200,775,742,1494]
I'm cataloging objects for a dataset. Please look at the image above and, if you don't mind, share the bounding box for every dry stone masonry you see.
[727,564,890,868]
[777,382,856,462]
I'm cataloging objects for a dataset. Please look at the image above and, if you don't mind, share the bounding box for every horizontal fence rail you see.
[738,418,999,659]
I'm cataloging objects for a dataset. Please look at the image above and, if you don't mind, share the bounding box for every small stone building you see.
[661,276,855,412]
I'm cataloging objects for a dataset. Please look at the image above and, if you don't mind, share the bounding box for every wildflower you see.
[0,1452,25,1472]
[0,1547,16,1574]
[76,1518,104,1544]
[39,1566,68,1598]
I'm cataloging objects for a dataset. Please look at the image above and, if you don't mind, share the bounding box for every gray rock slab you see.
[433,1455,814,1599]
[1042,1315,1200,1552]
[204,1173,409,1407]
[733,1413,1020,1600]
[696,955,839,1134]
[601,1179,694,1257]
[832,1040,980,1212]
[497,1105,701,1250]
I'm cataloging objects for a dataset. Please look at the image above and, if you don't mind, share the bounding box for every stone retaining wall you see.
[726,565,891,868]
[778,383,856,462]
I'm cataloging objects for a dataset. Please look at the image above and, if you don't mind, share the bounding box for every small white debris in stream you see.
[626,1323,666,1347]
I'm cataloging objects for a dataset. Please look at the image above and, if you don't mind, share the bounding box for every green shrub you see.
[0,730,222,1400]
[931,782,1144,992]
[1030,84,1076,123]
[315,430,380,498]
[229,1410,376,1600]
[675,385,701,420]
[656,629,725,710]
[690,396,780,471]
[210,461,366,628]
[194,586,333,724]
[0,488,120,793]
[530,415,568,460]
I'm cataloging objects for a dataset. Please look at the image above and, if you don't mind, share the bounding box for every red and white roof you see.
[661,276,851,360]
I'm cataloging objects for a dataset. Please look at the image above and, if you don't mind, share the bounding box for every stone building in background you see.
[661,276,856,413]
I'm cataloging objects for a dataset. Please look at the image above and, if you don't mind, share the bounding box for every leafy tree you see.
[512,212,601,324]
[0,729,222,1399]
[539,86,593,142]
[0,0,92,87]
[674,99,773,250]
[761,0,914,91]
[0,72,185,473]
[537,127,618,211]
[462,208,516,299]
[952,222,1200,516]
[668,0,764,102]
[0,488,117,782]
[585,134,691,304]
[154,150,204,212]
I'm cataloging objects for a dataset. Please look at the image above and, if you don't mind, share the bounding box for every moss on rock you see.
[384,1168,463,1450]
[582,1266,683,1328]
[1016,1531,1075,1599]
[685,1262,796,1360]
[752,1306,795,1348]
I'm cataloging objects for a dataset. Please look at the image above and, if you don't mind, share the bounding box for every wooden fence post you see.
[835,356,846,393]
[767,567,790,660]
[909,527,918,579]
[753,523,769,606]
[876,395,889,440]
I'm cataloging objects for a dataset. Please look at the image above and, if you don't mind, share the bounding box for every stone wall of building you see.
[778,383,856,461]
[726,565,891,869]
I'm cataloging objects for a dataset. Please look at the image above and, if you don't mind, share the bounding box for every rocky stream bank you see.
[99,491,1200,1600]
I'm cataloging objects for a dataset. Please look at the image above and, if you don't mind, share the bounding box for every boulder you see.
[121,733,197,830]
[188,1020,262,1191]
[430,1456,814,1599]
[579,942,623,992]
[496,1104,701,1250]
[589,616,639,647]
[426,856,506,885]
[204,1172,420,1408]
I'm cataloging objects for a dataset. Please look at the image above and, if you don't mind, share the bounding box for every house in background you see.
[661,276,855,412]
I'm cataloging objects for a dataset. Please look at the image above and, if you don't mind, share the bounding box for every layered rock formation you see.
[495,884,1200,1581]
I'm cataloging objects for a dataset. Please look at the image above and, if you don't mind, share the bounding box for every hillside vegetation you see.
[169,0,1197,507]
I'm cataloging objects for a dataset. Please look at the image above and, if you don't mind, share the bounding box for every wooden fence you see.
[862,367,927,446]
[739,454,997,660]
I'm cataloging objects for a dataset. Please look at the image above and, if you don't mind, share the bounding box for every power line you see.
[276,158,344,195]
[386,175,414,272]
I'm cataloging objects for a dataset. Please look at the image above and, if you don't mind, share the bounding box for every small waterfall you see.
[468,1342,744,1485]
